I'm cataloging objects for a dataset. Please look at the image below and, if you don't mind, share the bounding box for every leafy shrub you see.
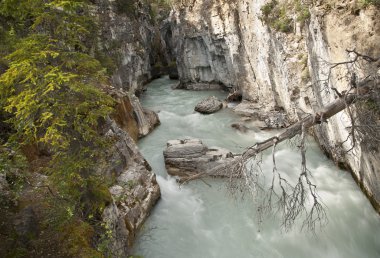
[260,1,293,33]
[295,0,310,25]
[260,0,311,33]
[360,0,380,7]
[261,0,278,18]
[115,0,136,16]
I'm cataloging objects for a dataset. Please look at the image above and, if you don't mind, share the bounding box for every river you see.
[133,77,380,258]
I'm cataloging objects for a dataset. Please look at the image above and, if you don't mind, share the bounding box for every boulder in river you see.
[194,96,223,114]
[163,138,239,178]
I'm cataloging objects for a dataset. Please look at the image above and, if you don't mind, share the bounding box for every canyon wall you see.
[94,1,165,255]
[168,0,380,211]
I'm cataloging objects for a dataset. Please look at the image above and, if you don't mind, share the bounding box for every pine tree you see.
[0,1,117,256]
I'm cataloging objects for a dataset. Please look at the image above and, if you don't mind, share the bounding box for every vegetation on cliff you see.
[0,0,118,256]
[260,0,379,33]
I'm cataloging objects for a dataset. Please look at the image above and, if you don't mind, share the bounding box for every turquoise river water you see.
[133,77,380,258]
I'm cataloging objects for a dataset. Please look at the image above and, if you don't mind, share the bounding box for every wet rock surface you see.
[194,96,223,114]
[163,138,239,178]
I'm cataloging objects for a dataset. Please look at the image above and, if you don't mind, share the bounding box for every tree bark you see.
[181,91,366,183]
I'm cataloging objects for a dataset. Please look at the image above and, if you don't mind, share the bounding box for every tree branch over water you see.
[181,50,380,231]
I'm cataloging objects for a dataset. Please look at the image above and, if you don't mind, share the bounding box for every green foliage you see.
[360,0,380,7]
[0,0,118,255]
[95,50,118,75]
[273,8,293,33]
[261,0,293,33]
[146,0,172,22]
[363,99,380,115]
[168,60,177,68]
[60,219,103,258]
[115,0,137,16]
[0,147,26,207]
[260,0,311,33]
[261,0,278,18]
[295,0,310,25]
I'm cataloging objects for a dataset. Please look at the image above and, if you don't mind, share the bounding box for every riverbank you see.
[132,77,380,258]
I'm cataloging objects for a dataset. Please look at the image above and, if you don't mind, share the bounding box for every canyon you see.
[98,0,380,255]
[1,0,379,256]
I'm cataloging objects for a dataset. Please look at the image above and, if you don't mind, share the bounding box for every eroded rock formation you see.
[101,120,160,255]
[163,138,239,178]
[194,96,223,114]
[94,1,167,255]
[166,0,380,211]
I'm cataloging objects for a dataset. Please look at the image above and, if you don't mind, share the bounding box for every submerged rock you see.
[231,123,249,133]
[163,138,239,178]
[194,96,223,114]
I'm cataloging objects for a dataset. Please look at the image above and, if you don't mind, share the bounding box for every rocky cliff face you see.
[95,0,162,139]
[96,0,155,94]
[101,119,160,256]
[94,1,165,255]
[168,0,380,211]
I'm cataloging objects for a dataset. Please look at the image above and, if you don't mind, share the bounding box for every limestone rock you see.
[233,101,262,118]
[233,102,289,129]
[143,108,161,134]
[129,95,160,138]
[110,91,160,140]
[167,0,380,211]
[163,138,239,178]
[101,120,160,256]
[194,96,223,114]
[95,0,157,95]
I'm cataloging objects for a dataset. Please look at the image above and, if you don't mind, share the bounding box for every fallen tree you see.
[180,50,380,231]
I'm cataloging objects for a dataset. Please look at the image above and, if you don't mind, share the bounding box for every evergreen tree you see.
[0,1,117,256]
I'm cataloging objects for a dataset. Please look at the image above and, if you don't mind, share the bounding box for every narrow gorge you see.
[0,0,379,257]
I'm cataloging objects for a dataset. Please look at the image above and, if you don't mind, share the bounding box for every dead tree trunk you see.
[181,87,370,183]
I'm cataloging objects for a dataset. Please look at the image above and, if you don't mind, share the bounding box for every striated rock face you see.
[163,138,239,178]
[169,1,380,211]
[194,96,223,114]
[95,0,156,94]
[129,94,160,138]
[95,0,162,138]
[93,1,165,255]
[101,120,160,256]
[111,90,160,141]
